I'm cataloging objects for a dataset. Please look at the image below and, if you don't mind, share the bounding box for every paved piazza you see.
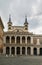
[0,56,42,65]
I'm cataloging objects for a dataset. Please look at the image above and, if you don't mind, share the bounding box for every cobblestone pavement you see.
[0,56,42,65]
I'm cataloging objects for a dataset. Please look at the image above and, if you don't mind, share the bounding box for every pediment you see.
[13,29,24,32]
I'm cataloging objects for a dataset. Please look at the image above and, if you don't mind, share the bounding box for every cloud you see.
[0,0,42,34]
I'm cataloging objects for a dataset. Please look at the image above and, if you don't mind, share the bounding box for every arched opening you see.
[11,36,15,43]
[33,48,37,55]
[22,47,25,55]
[22,36,25,43]
[17,47,20,55]
[27,37,31,43]
[6,36,10,43]
[6,47,10,55]
[27,47,31,55]
[11,47,15,55]
[16,36,20,44]
[40,48,42,55]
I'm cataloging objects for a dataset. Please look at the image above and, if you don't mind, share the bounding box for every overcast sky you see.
[0,0,42,34]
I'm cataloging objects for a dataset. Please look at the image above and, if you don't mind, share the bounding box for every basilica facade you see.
[0,15,42,56]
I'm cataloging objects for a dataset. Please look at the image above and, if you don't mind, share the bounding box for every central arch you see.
[22,47,25,55]
[11,47,15,55]
[6,47,10,55]
[17,47,20,55]
[33,48,37,55]
[40,48,42,55]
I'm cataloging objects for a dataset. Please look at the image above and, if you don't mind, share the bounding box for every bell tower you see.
[0,17,4,54]
[8,14,12,31]
[24,15,28,31]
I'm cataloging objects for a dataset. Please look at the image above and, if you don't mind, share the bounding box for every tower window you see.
[9,24,11,26]
[25,25,27,27]
[8,27,11,29]
[25,28,27,30]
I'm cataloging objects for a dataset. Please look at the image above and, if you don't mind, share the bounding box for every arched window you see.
[11,36,15,43]
[6,36,10,43]
[22,47,25,55]
[6,47,10,55]
[27,37,31,43]
[33,48,37,55]
[16,36,20,44]
[16,47,20,55]
[11,47,15,55]
[40,48,42,55]
[22,36,25,43]
[27,47,31,55]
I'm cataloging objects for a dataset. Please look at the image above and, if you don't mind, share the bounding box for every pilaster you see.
[31,37,33,44]
[20,46,22,55]
[37,48,40,55]
[37,39,40,45]
[25,46,27,55]
[31,47,33,55]
[15,46,17,56]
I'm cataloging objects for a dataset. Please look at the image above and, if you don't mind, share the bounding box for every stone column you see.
[3,46,6,55]
[37,39,40,45]
[25,46,27,55]
[20,36,22,44]
[25,36,27,44]
[10,47,11,56]
[31,47,33,55]
[15,46,17,56]
[31,37,33,44]
[37,48,40,55]
[10,37,11,44]
[15,36,16,44]
[20,46,22,55]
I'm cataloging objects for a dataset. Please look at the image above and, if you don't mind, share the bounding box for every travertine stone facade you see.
[0,17,4,54]
[0,15,42,56]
